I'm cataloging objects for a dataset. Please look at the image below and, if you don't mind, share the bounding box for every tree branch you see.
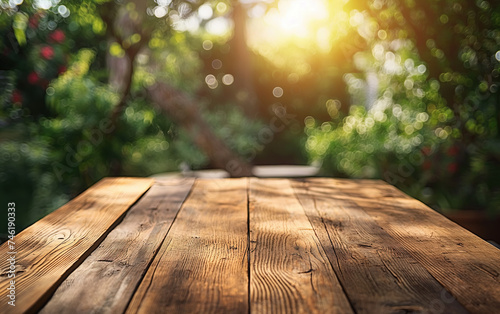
[147,82,253,177]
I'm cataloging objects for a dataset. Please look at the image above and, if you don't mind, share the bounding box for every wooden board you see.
[126,178,249,314]
[292,179,468,313]
[39,178,194,314]
[3,177,500,313]
[248,178,353,314]
[305,178,500,313]
[0,177,154,314]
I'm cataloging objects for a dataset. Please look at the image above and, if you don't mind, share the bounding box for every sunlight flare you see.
[248,0,348,69]
[273,0,329,38]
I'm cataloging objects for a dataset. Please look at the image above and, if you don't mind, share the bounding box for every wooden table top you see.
[1,177,499,313]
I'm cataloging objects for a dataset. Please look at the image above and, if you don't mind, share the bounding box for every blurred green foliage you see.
[305,0,500,214]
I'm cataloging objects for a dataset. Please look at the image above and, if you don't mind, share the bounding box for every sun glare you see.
[273,0,329,38]
[248,0,348,66]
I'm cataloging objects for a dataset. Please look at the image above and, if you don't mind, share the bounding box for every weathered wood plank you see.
[0,177,154,314]
[126,178,249,314]
[292,179,468,313]
[249,178,353,314]
[39,178,195,314]
[306,178,500,313]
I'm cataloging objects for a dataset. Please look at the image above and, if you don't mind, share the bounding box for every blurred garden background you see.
[1,0,500,240]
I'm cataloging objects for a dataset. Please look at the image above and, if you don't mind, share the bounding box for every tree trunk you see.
[229,0,257,117]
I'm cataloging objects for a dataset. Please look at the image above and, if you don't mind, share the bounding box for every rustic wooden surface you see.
[39,178,194,314]
[292,179,468,314]
[126,179,249,314]
[309,178,500,314]
[0,177,154,314]
[249,178,353,313]
[1,177,500,314]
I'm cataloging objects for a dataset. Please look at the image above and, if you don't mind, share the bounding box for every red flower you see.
[28,72,39,84]
[448,163,458,173]
[49,30,65,43]
[11,90,22,103]
[422,160,432,170]
[40,46,54,60]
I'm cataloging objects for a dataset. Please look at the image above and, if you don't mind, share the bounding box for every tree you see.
[227,0,257,117]
[70,0,254,176]
[307,0,500,213]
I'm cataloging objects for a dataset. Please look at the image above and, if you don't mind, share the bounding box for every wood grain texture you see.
[126,178,249,314]
[306,178,500,313]
[292,179,468,314]
[0,177,154,314]
[39,178,194,314]
[249,178,353,314]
